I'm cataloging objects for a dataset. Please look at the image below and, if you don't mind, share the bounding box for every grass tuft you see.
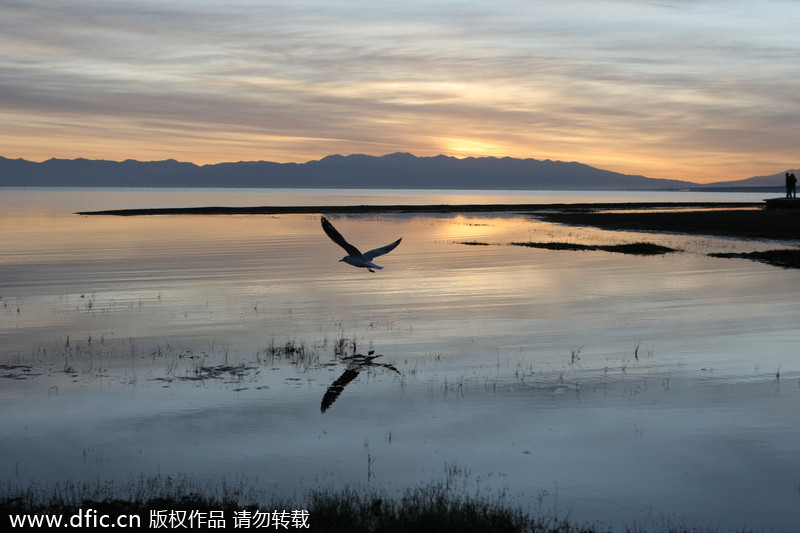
[0,474,757,532]
[709,249,800,269]
[510,241,676,255]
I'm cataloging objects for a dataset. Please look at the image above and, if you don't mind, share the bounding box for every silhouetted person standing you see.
[786,172,797,198]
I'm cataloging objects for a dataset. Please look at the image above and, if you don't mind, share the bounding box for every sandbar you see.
[78,201,800,241]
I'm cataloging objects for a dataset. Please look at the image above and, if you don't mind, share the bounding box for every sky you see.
[2,0,799,183]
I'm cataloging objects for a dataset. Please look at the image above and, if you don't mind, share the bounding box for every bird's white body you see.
[340,255,383,270]
[321,216,401,272]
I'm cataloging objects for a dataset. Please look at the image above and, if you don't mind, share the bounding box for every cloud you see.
[1,0,799,181]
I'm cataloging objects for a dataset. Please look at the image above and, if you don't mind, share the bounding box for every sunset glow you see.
[2,1,799,183]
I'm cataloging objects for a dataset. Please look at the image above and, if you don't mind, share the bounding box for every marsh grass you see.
[0,363,38,380]
[2,335,785,532]
[510,241,677,256]
[7,331,370,389]
[456,240,677,256]
[0,474,544,531]
[459,234,800,268]
[0,474,263,516]
[305,482,544,533]
[258,335,347,369]
[0,473,755,532]
[709,249,800,269]
[6,334,687,406]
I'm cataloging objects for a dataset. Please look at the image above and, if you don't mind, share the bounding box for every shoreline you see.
[77,201,761,217]
[535,204,800,242]
[77,201,800,267]
[76,201,800,242]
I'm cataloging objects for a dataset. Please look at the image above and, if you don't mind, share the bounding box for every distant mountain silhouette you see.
[0,152,771,190]
[702,169,797,188]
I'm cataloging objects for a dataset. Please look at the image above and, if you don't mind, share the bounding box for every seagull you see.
[321,216,401,272]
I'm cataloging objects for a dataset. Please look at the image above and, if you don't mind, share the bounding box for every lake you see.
[1,188,798,531]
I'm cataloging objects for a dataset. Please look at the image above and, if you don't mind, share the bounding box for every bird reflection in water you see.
[321,351,400,413]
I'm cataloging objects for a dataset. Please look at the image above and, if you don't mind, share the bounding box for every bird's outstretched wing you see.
[321,216,362,257]
[321,352,401,413]
[320,368,360,413]
[378,362,400,374]
[363,238,402,261]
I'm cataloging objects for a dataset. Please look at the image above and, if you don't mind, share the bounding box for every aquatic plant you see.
[261,338,319,368]
[0,472,753,532]
[510,241,677,255]
[709,249,800,269]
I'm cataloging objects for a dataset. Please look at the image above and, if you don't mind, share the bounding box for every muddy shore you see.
[78,201,758,217]
[78,201,800,242]
[534,205,800,242]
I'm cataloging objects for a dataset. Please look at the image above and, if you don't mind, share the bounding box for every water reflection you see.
[2,189,800,531]
[321,351,400,413]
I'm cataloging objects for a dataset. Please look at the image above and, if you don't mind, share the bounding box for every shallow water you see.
[1,188,798,531]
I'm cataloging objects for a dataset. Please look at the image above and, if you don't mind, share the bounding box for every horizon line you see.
[2,152,794,185]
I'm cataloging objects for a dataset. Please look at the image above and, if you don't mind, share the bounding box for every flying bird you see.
[321,216,401,272]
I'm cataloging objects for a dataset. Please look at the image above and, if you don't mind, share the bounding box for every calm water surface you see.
[1,188,798,531]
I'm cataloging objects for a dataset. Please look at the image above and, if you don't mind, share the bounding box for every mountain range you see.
[0,153,790,190]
